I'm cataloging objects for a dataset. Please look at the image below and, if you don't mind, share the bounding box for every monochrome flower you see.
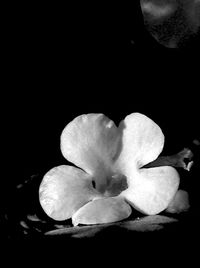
[39,113,180,226]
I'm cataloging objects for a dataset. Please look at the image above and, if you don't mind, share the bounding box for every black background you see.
[7,1,199,181]
[3,1,199,257]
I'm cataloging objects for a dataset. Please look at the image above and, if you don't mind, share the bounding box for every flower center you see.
[103,173,128,197]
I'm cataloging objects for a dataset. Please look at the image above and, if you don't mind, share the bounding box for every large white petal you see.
[120,166,180,215]
[72,196,132,226]
[61,114,120,193]
[39,165,101,221]
[115,113,164,174]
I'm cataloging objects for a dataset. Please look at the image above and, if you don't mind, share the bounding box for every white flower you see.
[39,113,180,226]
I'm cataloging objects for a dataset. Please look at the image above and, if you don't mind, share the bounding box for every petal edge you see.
[39,165,100,221]
[60,114,120,193]
[120,166,180,215]
[72,196,132,226]
[116,113,164,175]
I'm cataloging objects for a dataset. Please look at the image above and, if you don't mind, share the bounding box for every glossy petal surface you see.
[72,196,132,226]
[120,166,180,215]
[61,114,120,192]
[116,113,164,174]
[39,165,100,221]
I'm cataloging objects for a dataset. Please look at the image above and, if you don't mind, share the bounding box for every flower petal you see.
[39,165,101,221]
[115,113,164,173]
[120,166,180,215]
[166,190,190,213]
[72,196,132,226]
[61,114,120,192]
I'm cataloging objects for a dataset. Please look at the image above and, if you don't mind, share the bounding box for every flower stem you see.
[143,139,200,171]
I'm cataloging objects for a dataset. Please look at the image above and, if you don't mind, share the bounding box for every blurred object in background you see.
[140,0,200,48]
